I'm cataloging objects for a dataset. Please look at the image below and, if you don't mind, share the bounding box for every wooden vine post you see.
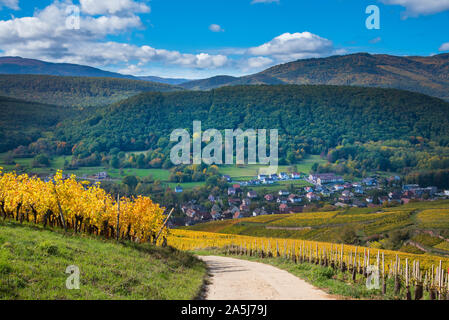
[116,193,120,241]
[53,184,67,231]
[154,208,175,245]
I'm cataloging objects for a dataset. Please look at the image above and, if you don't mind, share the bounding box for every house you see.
[239,204,249,212]
[401,198,412,205]
[253,207,269,217]
[223,175,231,182]
[264,194,274,201]
[304,186,314,193]
[445,190,449,196]
[341,190,353,198]
[288,194,302,204]
[277,197,288,204]
[233,210,243,219]
[95,172,108,180]
[352,200,367,208]
[175,186,183,193]
[354,187,364,194]
[291,172,301,179]
[279,203,289,214]
[228,198,241,206]
[210,204,222,220]
[258,174,268,180]
[333,185,345,191]
[233,184,241,191]
[185,208,196,218]
[227,187,236,196]
[242,198,251,206]
[338,196,351,204]
[362,178,377,186]
[366,197,374,204]
[335,202,349,208]
[247,191,258,199]
[389,191,402,200]
[352,182,362,188]
[279,190,290,196]
[208,194,216,202]
[306,192,320,201]
[309,173,344,185]
[343,182,353,189]
[278,172,289,180]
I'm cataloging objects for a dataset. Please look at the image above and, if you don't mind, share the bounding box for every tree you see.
[122,175,139,193]
[110,156,120,169]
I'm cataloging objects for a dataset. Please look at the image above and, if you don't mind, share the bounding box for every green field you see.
[0,220,206,300]
[0,153,326,192]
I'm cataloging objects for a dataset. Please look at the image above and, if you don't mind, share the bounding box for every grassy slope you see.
[185,201,449,255]
[0,221,206,300]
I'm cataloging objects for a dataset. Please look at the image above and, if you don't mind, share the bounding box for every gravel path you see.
[199,256,335,300]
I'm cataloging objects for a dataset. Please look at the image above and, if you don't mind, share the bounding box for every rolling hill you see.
[0,74,183,107]
[180,53,449,101]
[56,85,449,158]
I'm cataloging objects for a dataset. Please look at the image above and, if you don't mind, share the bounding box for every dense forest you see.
[4,84,449,184]
[45,85,449,174]
[0,96,75,152]
[0,75,182,107]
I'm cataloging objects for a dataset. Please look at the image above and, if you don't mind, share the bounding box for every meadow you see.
[0,221,206,300]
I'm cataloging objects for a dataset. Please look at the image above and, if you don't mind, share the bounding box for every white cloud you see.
[245,56,274,69]
[0,0,19,10]
[209,24,224,32]
[251,0,279,4]
[440,42,449,51]
[380,0,449,17]
[247,32,334,62]
[80,0,150,15]
[0,1,228,70]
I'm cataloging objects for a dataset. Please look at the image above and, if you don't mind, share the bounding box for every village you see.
[179,171,449,226]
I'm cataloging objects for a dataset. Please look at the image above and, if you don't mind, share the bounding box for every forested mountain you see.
[0,75,182,107]
[0,96,75,152]
[55,85,449,168]
[0,56,136,79]
[180,53,449,101]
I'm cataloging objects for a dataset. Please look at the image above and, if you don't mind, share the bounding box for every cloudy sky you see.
[0,0,448,79]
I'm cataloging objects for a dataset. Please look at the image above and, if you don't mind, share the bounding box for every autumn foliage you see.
[0,168,167,242]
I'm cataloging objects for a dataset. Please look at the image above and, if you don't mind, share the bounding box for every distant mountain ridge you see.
[0,56,137,79]
[180,53,449,101]
[138,76,192,85]
[0,56,191,85]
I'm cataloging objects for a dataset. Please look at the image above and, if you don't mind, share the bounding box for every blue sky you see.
[0,0,448,78]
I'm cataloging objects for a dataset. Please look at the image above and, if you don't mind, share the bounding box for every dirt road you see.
[199,256,335,300]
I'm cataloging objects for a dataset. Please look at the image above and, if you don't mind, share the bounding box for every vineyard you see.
[168,229,449,299]
[0,168,167,243]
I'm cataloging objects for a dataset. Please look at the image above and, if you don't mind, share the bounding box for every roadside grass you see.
[194,249,427,300]
[0,220,207,300]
